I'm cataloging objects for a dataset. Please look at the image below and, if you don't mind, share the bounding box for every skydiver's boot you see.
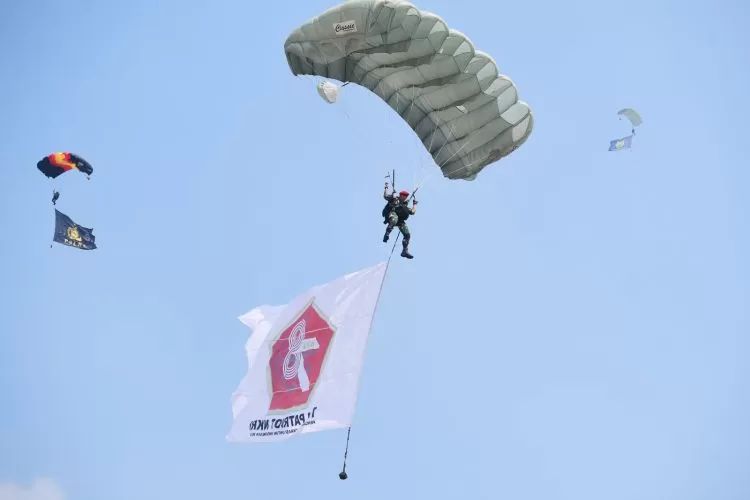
[400,241,413,259]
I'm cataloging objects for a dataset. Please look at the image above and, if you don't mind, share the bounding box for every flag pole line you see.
[339,232,401,480]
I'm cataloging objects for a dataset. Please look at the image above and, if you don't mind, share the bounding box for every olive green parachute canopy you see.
[284,0,534,181]
[617,108,642,127]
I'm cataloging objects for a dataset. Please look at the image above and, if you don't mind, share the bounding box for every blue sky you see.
[1,0,748,499]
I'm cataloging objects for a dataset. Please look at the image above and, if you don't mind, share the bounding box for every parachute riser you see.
[384,169,396,191]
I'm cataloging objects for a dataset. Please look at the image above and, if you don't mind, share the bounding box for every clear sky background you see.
[1,0,748,499]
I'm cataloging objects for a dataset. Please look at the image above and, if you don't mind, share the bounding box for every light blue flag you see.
[609,135,633,151]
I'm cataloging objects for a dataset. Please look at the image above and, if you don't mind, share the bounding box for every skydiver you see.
[382,185,417,259]
[51,190,59,205]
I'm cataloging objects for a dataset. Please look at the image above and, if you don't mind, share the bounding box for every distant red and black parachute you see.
[37,152,93,179]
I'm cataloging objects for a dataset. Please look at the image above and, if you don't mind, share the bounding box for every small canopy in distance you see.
[617,108,642,127]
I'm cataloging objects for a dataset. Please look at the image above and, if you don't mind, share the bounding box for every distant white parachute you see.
[316,81,340,104]
[617,108,642,128]
[284,0,534,181]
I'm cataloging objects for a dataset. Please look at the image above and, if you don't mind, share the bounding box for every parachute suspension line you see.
[377,81,421,190]
[372,78,398,172]
[403,92,467,196]
[339,226,401,481]
[422,93,464,165]
[391,89,400,160]
[338,78,405,184]
[305,77,478,196]
[407,128,486,195]
[424,89,506,183]
[329,78,395,158]
[320,77,423,194]
[437,131,473,170]
[400,85,427,191]
[333,89,381,160]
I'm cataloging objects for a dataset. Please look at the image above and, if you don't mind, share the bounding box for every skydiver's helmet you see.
[398,190,409,200]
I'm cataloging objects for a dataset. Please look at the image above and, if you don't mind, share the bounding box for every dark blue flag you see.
[53,209,96,250]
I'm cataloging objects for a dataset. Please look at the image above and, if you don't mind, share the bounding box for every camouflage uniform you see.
[381,188,417,259]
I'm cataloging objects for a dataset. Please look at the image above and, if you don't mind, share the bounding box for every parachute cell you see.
[284,0,534,181]
[37,152,93,179]
[617,108,642,127]
[317,81,341,103]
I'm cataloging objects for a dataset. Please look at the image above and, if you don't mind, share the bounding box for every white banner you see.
[227,261,387,442]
